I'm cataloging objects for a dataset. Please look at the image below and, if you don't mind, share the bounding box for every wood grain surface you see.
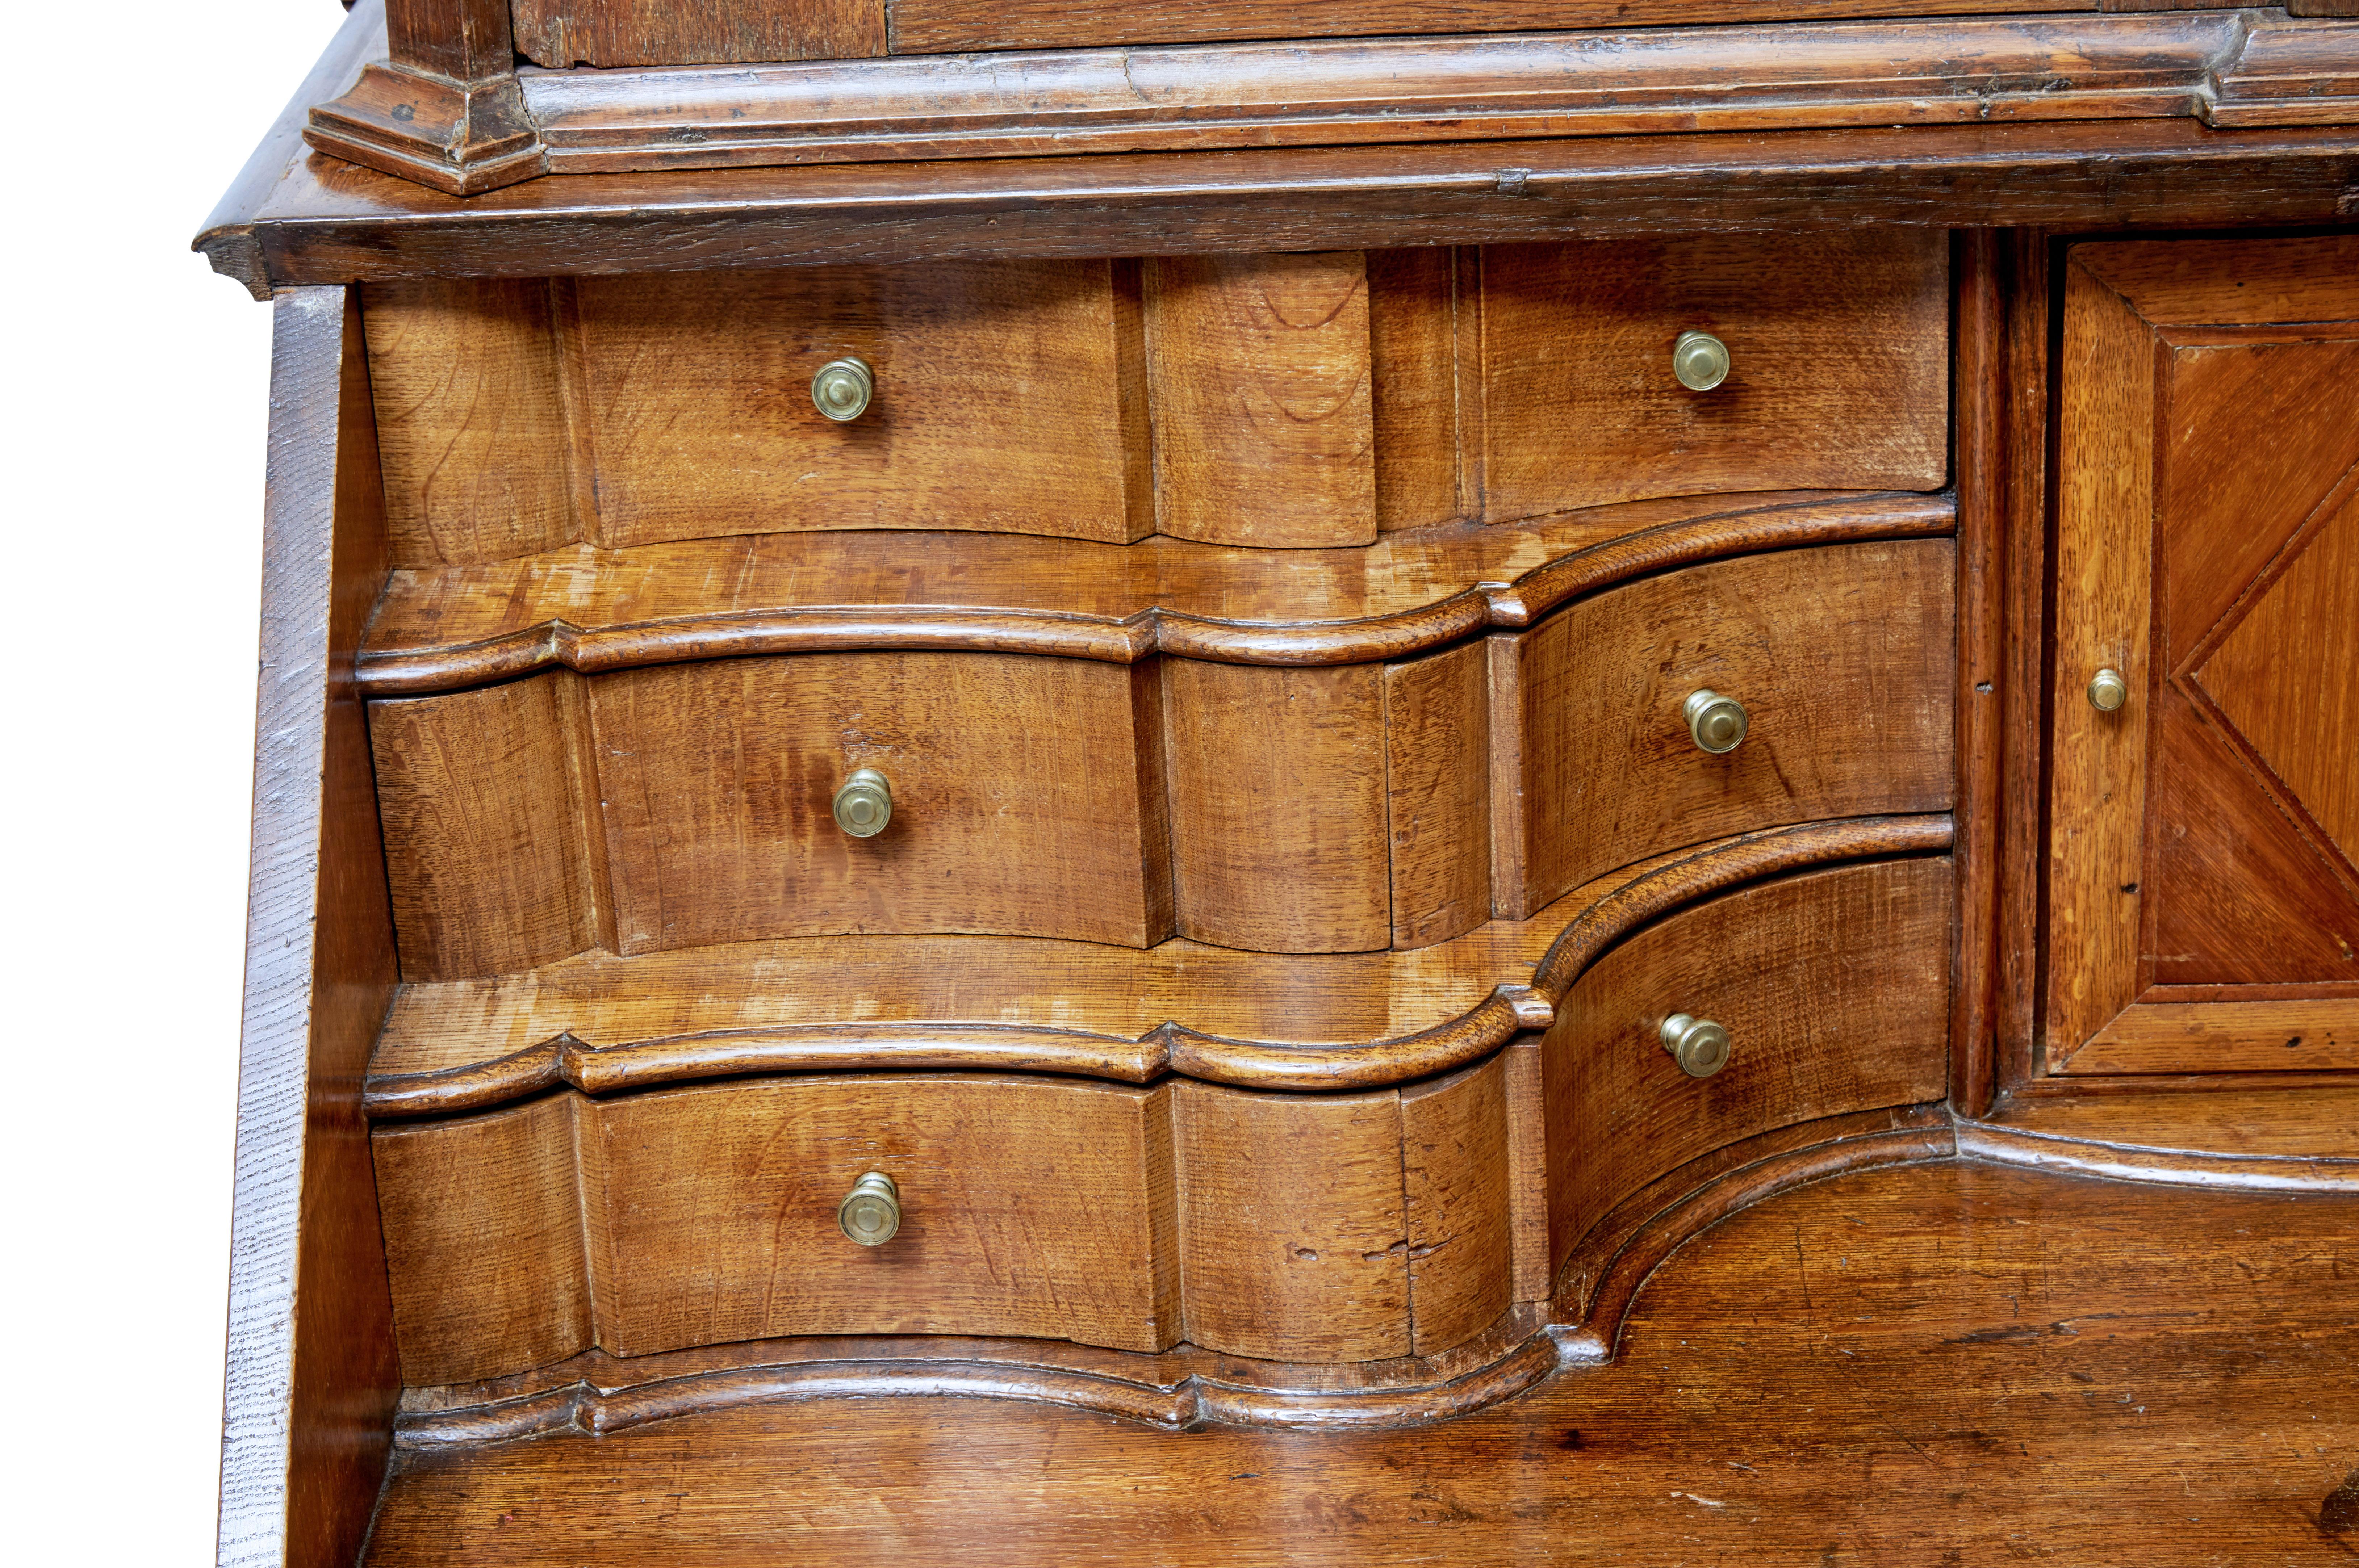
[591,653,1172,953]
[217,289,403,1568]
[358,1159,2359,1566]
[1145,252,1378,547]
[1542,857,1952,1275]
[362,277,576,567]
[489,12,2323,173]
[203,8,2359,300]
[1400,1054,1518,1354]
[886,0,2066,52]
[356,490,1954,689]
[2047,235,2359,1071]
[514,0,883,66]
[1503,540,1954,915]
[369,673,607,980]
[1479,232,1949,519]
[1164,661,1391,953]
[363,817,1953,1108]
[564,262,1151,549]
[1384,641,1492,949]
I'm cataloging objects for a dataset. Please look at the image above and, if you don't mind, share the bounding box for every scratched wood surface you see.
[359,1159,2359,1565]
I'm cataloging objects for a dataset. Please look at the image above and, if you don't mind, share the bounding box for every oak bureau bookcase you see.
[199,1,2358,1564]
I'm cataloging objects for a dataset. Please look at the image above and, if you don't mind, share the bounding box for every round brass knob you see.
[837,1171,900,1246]
[832,767,892,838]
[1661,1013,1731,1079]
[1672,330,1731,392]
[2087,667,2130,713]
[812,356,875,422]
[1683,689,1749,754]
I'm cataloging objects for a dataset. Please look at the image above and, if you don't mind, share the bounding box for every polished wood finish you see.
[1540,857,1953,1274]
[218,290,402,1568]
[1954,227,2053,1115]
[360,1159,2359,1566]
[1172,1082,1411,1363]
[314,7,2359,189]
[2048,235,2359,1074]
[356,490,1952,689]
[369,674,607,981]
[514,0,883,67]
[1502,540,1954,915]
[364,816,1952,1111]
[305,2,544,196]
[1480,232,1948,518]
[1384,641,1492,949]
[388,1106,1948,1439]
[589,654,1171,953]
[1164,661,1390,954]
[361,278,577,566]
[1145,252,1379,548]
[376,1074,1181,1384]
[1400,1055,1517,1355]
[198,12,2359,299]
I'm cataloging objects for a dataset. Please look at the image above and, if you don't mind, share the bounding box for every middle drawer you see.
[370,539,1953,976]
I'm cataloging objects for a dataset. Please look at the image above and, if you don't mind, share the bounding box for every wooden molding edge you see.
[364,814,1953,1116]
[356,494,1954,695]
[1957,1120,2359,1191]
[390,1106,1950,1445]
[497,12,2330,177]
[306,62,548,197]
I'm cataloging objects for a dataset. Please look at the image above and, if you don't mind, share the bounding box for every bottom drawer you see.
[373,1065,1522,1385]
[1544,855,1954,1269]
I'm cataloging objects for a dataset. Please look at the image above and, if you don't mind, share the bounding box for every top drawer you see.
[363,237,1948,565]
[1477,232,1950,520]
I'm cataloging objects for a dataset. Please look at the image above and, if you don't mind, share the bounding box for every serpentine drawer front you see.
[364,540,1951,972]
[359,236,1949,561]
[368,854,1950,1389]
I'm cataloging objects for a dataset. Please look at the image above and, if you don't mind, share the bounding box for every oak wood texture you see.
[202,12,2359,298]
[1144,252,1378,548]
[1501,540,1954,916]
[2047,235,2359,1075]
[1384,641,1491,949]
[1963,1086,2359,1188]
[356,490,1953,690]
[336,9,2359,185]
[1163,661,1390,953]
[372,1062,1538,1382]
[1952,228,2053,1115]
[590,653,1172,953]
[359,278,578,567]
[210,33,2359,302]
[1541,857,1953,1276]
[369,672,608,981]
[388,1106,1947,1440]
[360,1159,2359,1566]
[218,290,402,1568]
[1481,232,1948,519]
[1172,1082,1411,1362]
[375,1074,1181,1384]
[305,2,546,196]
[362,263,1154,559]
[515,0,884,67]
[364,816,1952,1111]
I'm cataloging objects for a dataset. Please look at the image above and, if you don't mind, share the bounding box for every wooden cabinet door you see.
[2047,236,2359,1076]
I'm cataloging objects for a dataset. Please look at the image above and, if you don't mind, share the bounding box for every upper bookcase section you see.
[305,0,2359,195]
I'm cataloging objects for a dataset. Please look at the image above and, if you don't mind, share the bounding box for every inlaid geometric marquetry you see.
[2048,236,2359,1071]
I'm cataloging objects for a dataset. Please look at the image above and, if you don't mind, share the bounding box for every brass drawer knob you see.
[1672,330,1731,392]
[812,356,875,422]
[1661,1013,1732,1078]
[1683,689,1749,754]
[2087,667,2130,713]
[838,1171,901,1246]
[832,767,893,837]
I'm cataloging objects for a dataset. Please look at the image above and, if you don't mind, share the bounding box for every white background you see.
[0,3,352,1561]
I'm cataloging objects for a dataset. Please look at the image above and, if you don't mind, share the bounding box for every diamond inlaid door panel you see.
[2046,236,2359,1076]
